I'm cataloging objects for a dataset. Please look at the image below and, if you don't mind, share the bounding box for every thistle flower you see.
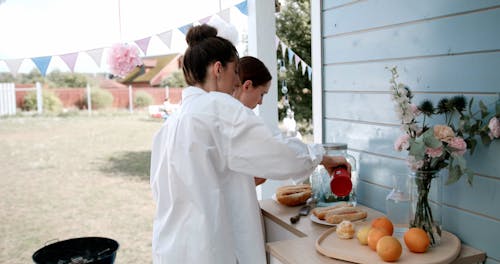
[450,95,467,112]
[437,98,451,114]
[418,100,434,116]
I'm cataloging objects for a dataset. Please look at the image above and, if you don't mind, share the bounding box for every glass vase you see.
[409,170,443,246]
[385,173,410,236]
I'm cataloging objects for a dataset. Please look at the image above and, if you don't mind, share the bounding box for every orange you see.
[367,227,390,251]
[371,216,394,236]
[376,236,402,262]
[404,227,430,253]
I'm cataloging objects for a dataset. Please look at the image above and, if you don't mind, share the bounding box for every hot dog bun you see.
[312,202,352,220]
[276,184,311,206]
[324,207,367,224]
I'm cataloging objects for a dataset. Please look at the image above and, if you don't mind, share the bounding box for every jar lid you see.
[322,143,347,150]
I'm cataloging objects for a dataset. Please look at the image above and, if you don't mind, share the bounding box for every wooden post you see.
[86,83,92,116]
[128,85,133,113]
[36,82,43,114]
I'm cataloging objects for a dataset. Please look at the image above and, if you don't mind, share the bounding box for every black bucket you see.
[32,237,119,264]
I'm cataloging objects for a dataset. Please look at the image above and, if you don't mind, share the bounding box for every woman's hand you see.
[320,156,351,176]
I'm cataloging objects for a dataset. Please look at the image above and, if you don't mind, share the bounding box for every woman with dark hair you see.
[150,24,350,264]
[233,56,272,109]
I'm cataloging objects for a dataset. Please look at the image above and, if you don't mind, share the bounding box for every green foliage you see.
[0,72,15,82]
[161,70,187,88]
[276,0,312,124]
[83,88,114,109]
[17,69,45,84]
[46,70,88,88]
[133,91,153,108]
[22,90,63,112]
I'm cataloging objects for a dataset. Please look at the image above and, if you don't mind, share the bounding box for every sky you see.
[0,0,247,73]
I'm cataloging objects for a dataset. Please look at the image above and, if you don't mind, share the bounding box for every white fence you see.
[0,82,41,116]
[0,83,16,116]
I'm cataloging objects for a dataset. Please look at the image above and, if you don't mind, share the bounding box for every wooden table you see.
[259,199,486,264]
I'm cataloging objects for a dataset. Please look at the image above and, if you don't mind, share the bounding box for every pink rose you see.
[488,117,500,139]
[394,134,410,151]
[447,137,467,155]
[425,146,443,158]
[433,125,455,141]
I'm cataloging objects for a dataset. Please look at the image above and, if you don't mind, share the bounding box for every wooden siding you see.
[316,0,500,262]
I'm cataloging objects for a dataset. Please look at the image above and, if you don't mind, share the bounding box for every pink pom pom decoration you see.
[108,43,142,77]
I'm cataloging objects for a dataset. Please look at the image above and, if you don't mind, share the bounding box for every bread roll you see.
[276,184,311,206]
[312,202,352,220]
[336,220,355,239]
[325,207,367,224]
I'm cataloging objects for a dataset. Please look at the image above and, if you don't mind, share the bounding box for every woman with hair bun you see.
[150,24,350,264]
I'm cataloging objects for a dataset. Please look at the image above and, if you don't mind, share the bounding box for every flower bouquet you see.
[389,66,499,245]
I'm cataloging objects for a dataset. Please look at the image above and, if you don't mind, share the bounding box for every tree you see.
[0,72,15,82]
[161,70,187,88]
[46,70,88,88]
[276,0,312,128]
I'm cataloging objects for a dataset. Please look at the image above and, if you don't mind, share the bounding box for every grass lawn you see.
[0,112,163,263]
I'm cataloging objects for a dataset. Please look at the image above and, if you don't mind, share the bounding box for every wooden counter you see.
[259,199,486,264]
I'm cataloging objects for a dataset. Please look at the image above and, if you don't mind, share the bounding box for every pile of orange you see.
[355,216,431,262]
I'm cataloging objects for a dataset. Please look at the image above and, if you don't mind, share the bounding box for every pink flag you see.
[135,37,151,55]
[158,30,173,48]
[60,52,79,72]
[199,15,212,24]
[87,48,104,67]
[4,58,24,76]
[294,55,300,70]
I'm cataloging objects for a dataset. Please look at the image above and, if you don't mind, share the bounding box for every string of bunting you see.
[0,0,312,81]
[275,36,312,81]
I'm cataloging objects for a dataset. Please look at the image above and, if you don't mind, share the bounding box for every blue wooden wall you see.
[318,0,500,263]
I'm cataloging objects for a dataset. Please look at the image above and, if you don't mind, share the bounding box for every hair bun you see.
[186,24,218,47]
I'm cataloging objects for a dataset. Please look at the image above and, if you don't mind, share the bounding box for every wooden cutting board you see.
[316,225,461,264]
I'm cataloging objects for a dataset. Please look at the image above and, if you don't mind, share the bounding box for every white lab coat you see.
[150,86,324,264]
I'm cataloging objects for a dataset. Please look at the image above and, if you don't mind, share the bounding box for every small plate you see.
[310,213,367,227]
[310,214,337,226]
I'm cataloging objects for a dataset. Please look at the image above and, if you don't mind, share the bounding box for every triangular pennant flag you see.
[307,66,312,80]
[301,61,307,75]
[287,48,294,65]
[32,56,52,76]
[280,42,286,60]
[294,55,300,70]
[275,36,280,50]
[178,23,192,35]
[199,15,212,24]
[4,58,24,76]
[87,48,104,67]
[59,52,79,72]
[217,8,231,23]
[235,0,248,16]
[158,30,173,48]
[135,37,151,55]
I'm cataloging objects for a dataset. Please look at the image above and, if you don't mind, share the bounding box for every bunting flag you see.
[280,42,287,60]
[199,15,212,24]
[235,0,248,16]
[287,48,294,65]
[294,55,300,70]
[217,8,231,23]
[87,48,104,68]
[275,36,280,50]
[135,37,151,55]
[157,30,173,48]
[301,61,307,75]
[4,59,24,76]
[32,56,52,76]
[307,66,312,81]
[178,23,192,35]
[59,52,79,72]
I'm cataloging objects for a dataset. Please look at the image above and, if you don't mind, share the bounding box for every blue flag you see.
[32,56,52,76]
[235,1,248,16]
